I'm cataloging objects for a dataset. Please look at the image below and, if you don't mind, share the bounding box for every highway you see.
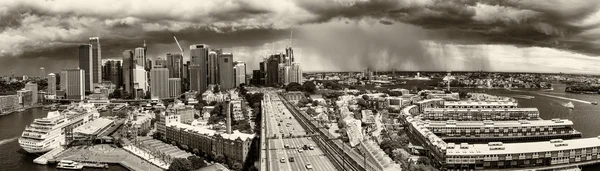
[264,92,337,171]
[279,93,365,171]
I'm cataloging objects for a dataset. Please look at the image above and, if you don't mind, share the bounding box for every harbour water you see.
[0,108,127,171]
[0,83,598,170]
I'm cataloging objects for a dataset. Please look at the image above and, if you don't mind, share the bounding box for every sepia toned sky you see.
[0,0,599,75]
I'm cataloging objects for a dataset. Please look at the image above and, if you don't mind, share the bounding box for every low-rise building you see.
[0,95,19,114]
[165,122,255,164]
[423,108,539,121]
[17,89,33,107]
[167,102,195,124]
[73,117,114,141]
[131,111,153,136]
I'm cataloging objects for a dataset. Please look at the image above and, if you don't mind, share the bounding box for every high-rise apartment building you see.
[218,53,234,90]
[89,37,102,85]
[103,60,122,88]
[122,50,134,94]
[47,73,56,96]
[266,53,285,85]
[190,44,209,93]
[25,82,38,104]
[150,68,169,99]
[60,71,68,91]
[168,78,181,98]
[78,44,93,92]
[234,62,246,87]
[63,68,85,100]
[290,62,303,84]
[40,67,45,79]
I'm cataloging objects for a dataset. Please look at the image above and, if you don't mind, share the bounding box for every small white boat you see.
[56,160,84,170]
[565,102,574,109]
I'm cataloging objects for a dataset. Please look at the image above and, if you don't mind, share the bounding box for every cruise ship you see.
[18,103,100,153]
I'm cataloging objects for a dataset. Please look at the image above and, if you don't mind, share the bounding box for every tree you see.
[458,90,469,99]
[362,95,369,101]
[311,100,319,107]
[389,91,402,97]
[212,85,220,93]
[109,89,122,99]
[168,158,193,171]
[306,108,317,116]
[302,81,317,94]
[187,156,207,170]
[231,162,243,171]
[285,82,303,91]
[144,90,152,99]
[357,99,368,108]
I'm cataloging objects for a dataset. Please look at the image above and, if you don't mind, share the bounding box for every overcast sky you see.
[1,0,600,76]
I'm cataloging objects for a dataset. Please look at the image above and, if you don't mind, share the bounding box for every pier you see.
[52,144,163,171]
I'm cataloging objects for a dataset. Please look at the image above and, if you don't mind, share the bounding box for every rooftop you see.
[424,119,573,128]
[446,137,600,156]
[74,118,113,135]
[167,122,255,141]
[425,108,538,112]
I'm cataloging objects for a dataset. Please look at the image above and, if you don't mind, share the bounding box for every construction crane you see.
[173,34,184,54]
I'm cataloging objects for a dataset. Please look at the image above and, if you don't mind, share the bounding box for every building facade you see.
[150,68,170,99]
[64,68,85,100]
[233,62,246,87]
[423,108,540,121]
[89,37,102,86]
[169,78,182,98]
[190,44,209,94]
[167,53,183,78]
[78,44,93,92]
[218,53,234,90]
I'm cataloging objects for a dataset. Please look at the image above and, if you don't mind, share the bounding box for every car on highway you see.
[280,158,286,163]
[289,157,295,162]
[298,149,303,153]
[279,130,283,133]
[284,144,290,149]
[305,163,313,169]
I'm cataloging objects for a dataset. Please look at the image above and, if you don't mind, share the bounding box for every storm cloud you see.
[0,0,599,75]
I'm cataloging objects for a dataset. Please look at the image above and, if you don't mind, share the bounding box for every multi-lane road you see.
[264,92,337,171]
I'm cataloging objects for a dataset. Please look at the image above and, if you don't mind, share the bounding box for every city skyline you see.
[1,1,600,76]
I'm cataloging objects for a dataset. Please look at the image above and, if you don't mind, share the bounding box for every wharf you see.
[53,144,163,171]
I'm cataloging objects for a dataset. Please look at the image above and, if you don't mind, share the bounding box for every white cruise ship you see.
[19,103,99,153]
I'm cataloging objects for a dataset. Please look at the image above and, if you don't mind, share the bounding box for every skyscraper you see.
[47,73,56,96]
[103,60,123,88]
[134,47,146,68]
[150,68,169,99]
[155,57,167,68]
[78,44,93,92]
[290,62,303,84]
[40,67,45,79]
[234,62,246,87]
[190,44,209,93]
[133,65,147,98]
[208,51,218,84]
[63,68,85,100]
[122,50,134,94]
[25,82,38,104]
[266,53,285,85]
[60,71,67,91]
[89,37,102,86]
[168,78,181,98]
[218,53,234,90]
[285,47,294,65]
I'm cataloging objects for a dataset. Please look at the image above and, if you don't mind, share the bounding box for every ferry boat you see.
[18,103,99,153]
[565,102,575,109]
[56,160,84,170]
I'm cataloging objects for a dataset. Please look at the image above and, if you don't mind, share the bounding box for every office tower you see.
[290,62,303,84]
[25,82,38,104]
[133,65,147,98]
[286,47,294,65]
[266,53,285,85]
[47,73,56,95]
[150,68,169,99]
[184,61,190,79]
[40,67,45,79]
[60,71,67,90]
[166,53,183,78]
[208,51,218,84]
[154,57,167,68]
[218,53,234,90]
[189,65,201,92]
[89,37,102,86]
[169,78,181,98]
[234,62,246,87]
[134,47,146,68]
[103,60,124,88]
[146,59,153,71]
[63,68,85,100]
[190,44,209,93]
[78,44,93,92]
[259,61,266,85]
[183,62,189,91]
[122,50,134,94]
[280,64,290,85]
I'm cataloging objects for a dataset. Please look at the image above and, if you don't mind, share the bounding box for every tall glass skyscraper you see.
[78,44,93,92]
[89,37,102,85]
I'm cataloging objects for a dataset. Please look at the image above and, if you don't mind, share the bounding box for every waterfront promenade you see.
[55,144,163,171]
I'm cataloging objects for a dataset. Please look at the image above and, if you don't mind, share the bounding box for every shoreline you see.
[0,105,43,116]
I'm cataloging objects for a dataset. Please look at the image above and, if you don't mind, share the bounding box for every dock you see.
[33,146,65,164]
[52,144,163,171]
